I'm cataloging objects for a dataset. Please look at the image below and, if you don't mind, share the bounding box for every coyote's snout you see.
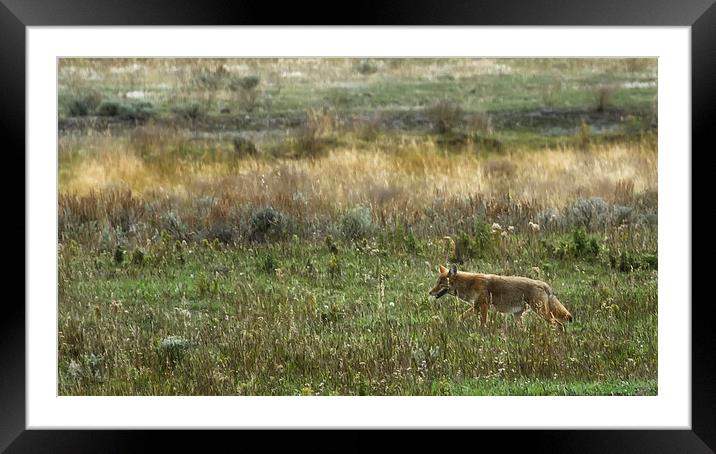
[430,264,573,331]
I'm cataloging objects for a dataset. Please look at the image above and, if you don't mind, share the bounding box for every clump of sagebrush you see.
[229,75,262,113]
[158,335,191,367]
[172,102,206,124]
[340,206,373,241]
[249,206,288,242]
[202,221,235,245]
[576,119,592,151]
[161,212,189,241]
[354,60,378,76]
[426,99,463,134]
[97,101,157,122]
[233,136,258,156]
[295,107,336,157]
[65,89,103,116]
[190,65,228,90]
[593,84,616,112]
[114,244,125,264]
[567,197,610,230]
[131,248,145,266]
[466,111,493,135]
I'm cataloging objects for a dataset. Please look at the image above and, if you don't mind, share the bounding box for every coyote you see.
[429,264,573,331]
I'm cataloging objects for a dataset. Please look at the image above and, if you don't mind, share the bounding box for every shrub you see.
[161,212,189,241]
[233,136,258,156]
[567,197,610,230]
[203,222,235,244]
[158,335,191,366]
[466,111,493,135]
[340,206,373,241]
[354,60,378,76]
[118,102,157,122]
[544,227,601,260]
[426,99,463,134]
[172,103,206,123]
[131,248,145,266]
[576,119,592,151]
[609,250,658,273]
[295,107,335,156]
[114,245,125,264]
[229,75,261,113]
[593,84,616,112]
[250,206,288,242]
[66,90,103,116]
[96,100,121,117]
[572,227,601,258]
[191,65,228,90]
[229,75,261,91]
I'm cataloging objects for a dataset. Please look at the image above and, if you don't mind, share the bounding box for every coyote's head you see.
[429,264,458,299]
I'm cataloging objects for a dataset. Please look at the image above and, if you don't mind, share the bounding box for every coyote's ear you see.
[448,264,457,278]
[439,264,448,275]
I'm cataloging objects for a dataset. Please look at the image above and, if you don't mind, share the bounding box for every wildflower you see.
[501,231,508,237]
[508,226,515,233]
[529,221,541,232]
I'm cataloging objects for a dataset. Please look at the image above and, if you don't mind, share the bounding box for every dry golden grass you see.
[59,133,657,220]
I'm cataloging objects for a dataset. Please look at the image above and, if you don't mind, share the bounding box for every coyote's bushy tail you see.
[548,294,573,323]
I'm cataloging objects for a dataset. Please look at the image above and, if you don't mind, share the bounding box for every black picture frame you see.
[4,0,712,451]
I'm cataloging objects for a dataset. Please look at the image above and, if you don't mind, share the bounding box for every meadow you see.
[58,58,658,395]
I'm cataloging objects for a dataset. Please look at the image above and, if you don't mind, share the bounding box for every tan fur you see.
[429,264,573,331]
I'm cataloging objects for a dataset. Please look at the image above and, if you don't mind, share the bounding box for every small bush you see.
[426,99,463,134]
[203,222,235,244]
[593,84,616,112]
[158,335,191,367]
[466,111,493,135]
[172,103,206,123]
[576,119,592,151]
[229,75,261,113]
[295,107,335,156]
[354,60,378,76]
[609,250,657,273]
[131,248,145,266]
[96,101,121,117]
[191,65,228,90]
[544,227,601,260]
[250,207,288,242]
[229,75,261,92]
[66,90,103,116]
[161,212,189,241]
[568,197,610,230]
[118,102,157,122]
[233,136,258,156]
[340,206,373,241]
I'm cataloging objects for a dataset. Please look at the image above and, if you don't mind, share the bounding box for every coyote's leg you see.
[478,301,489,327]
[513,311,525,330]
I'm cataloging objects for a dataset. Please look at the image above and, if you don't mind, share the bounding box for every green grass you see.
[59,58,656,120]
[58,232,657,396]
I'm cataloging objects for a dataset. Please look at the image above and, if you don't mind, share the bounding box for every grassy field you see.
[58,58,658,396]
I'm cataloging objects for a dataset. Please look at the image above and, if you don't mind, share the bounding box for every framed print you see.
[5,0,714,450]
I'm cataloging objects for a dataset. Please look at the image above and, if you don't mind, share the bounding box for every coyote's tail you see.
[548,293,573,323]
